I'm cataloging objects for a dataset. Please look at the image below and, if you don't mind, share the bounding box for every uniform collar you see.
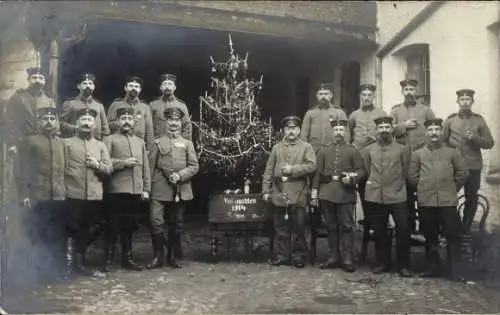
[404,100,417,107]
[316,102,338,110]
[427,141,443,150]
[126,97,140,105]
[283,138,299,146]
[458,110,472,118]
[79,95,94,104]
[167,131,181,139]
[78,132,92,140]
[361,104,374,112]
[161,94,176,102]
[120,129,133,137]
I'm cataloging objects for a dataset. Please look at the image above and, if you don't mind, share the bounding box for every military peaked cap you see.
[164,107,184,119]
[75,108,98,119]
[330,119,348,127]
[424,118,443,128]
[317,82,334,92]
[359,84,376,92]
[116,107,135,118]
[281,115,301,127]
[78,72,96,83]
[399,79,418,87]
[456,89,475,98]
[37,107,58,117]
[125,75,144,86]
[160,73,177,83]
[373,116,393,126]
[26,67,45,77]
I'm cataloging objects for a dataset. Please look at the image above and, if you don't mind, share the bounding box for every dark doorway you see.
[340,62,360,116]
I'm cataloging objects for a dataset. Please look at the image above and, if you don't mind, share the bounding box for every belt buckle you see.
[332,175,339,181]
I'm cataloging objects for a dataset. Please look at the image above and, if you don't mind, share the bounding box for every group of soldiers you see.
[262,80,494,281]
[1,66,495,282]
[3,67,197,276]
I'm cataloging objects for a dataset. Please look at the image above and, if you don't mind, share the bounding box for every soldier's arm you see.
[401,144,412,181]
[3,93,23,148]
[348,113,356,144]
[262,146,277,194]
[99,103,110,137]
[177,141,199,181]
[360,146,371,180]
[390,107,406,138]
[290,143,317,178]
[107,102,120,134]
[441,119,452,146]
[451,148,470,191]
[351,148,365,185]
[408,151,420,189]
[96,142,113,175]
[149,141,159,179]
[300,111,311,142]
[17,137,32,200]
[144,106,154,150]
[142,141,151,193]
[59,100,78,137]
[470,116,494,149]
[312,150,324,190]
[103,136,126,171]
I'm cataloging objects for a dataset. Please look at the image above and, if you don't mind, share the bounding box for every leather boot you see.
[167,230,182,268]
[174,232,184,261]
[121,232,144,271]
[102,240,115,273]
[146,233,164,269]
[74,251,94,276]
[64,237,75,277]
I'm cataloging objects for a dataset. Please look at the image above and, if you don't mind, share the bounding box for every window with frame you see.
[405,45,430,105]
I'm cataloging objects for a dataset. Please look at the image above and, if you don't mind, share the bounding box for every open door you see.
[340,62,360,116]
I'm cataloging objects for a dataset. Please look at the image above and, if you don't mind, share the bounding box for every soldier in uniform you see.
[18,107,66,276]
[149,74,192,140]
[60,73,110,140]
[390,79,436,234]
[409,118,469,280]
[102,107,151,272]
[301,83,350,153]
[262,116,316,268]
[3,67,56,156]
[64,108,112,275]
[361,116,412,277]
[348,84,387,260]
[311,119,364,272]
[442,89,494,232]
[108,76,154,149]
[146,107,199,269]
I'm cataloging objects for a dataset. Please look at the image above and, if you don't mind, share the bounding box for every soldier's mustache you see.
[83,87,93,94]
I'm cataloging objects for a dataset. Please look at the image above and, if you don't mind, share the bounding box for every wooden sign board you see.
[208,194,267,223]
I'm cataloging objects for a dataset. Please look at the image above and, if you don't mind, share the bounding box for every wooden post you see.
[49,39,59,105]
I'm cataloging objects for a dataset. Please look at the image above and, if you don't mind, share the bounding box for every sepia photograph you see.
[0,1,499,313]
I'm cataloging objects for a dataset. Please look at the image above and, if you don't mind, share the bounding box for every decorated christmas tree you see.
[193,35,279,192]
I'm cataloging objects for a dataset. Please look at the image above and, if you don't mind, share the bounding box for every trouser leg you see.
[166,202,185,268]
[102,195,118,272]
[321,200,341,263]
[338,203,355,265]
[119,195,143,271]
[441,207,464,280]
[372,204,391,269]
[391,202,411,271]
[419,208,441,276]
[146,199,166,269]
[291,206,307,264]
[462,170,481,232]
[272,206,289,262]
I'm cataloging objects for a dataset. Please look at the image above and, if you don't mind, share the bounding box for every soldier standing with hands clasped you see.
[361,116,412,277]
[102,107,151,272]
[312,119,364,273]
[442,89,494,233]
[63,108,112,276]
[262,116,316,268]
[409,118,469,280]
[147,107,199,269]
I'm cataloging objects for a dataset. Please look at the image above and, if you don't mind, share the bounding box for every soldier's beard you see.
[334,134,344,142]
[404,94,416,102]
[128,90,139,98]
[82,88,93,97]
[163,89,174,96]
[380,132,392,142]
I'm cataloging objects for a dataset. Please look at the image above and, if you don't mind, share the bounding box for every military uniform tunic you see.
[149,96,192,140]
[390,102,435,151]
[300,104,350,152]
[348,105,387,150]
[108,98,154,148]
[60,97,110,140]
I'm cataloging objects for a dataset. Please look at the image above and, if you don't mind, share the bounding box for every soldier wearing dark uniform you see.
[348,84,387,260]
[443,89,494,232]
[390,79,436,234]
[60,73,110,141]
[147,107,199,269]
[361,116,412,277]
[409,118,469,280]
[18,107,66,276]
[263,116,316,268]
[301,83,350,153]
[149,74,192,140]
[3,67,56,156]
[312,119,364,272]
[108,76,154,149]
[102,107,151,272]
[64,108,112,275]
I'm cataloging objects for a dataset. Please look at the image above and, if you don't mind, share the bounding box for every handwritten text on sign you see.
[209,194,266,223]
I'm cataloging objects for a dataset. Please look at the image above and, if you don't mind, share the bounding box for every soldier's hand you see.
[262,193,270,202]
[23,198,31,208]
[465,130,474,140]
[281,164,292,175]
[141,191,149,200]
[169,172,181,184]
[405,119,417,129]
[124,157,138,167]
[86,155,100,169]
[7,145,17,157]
[341,175,351,185]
